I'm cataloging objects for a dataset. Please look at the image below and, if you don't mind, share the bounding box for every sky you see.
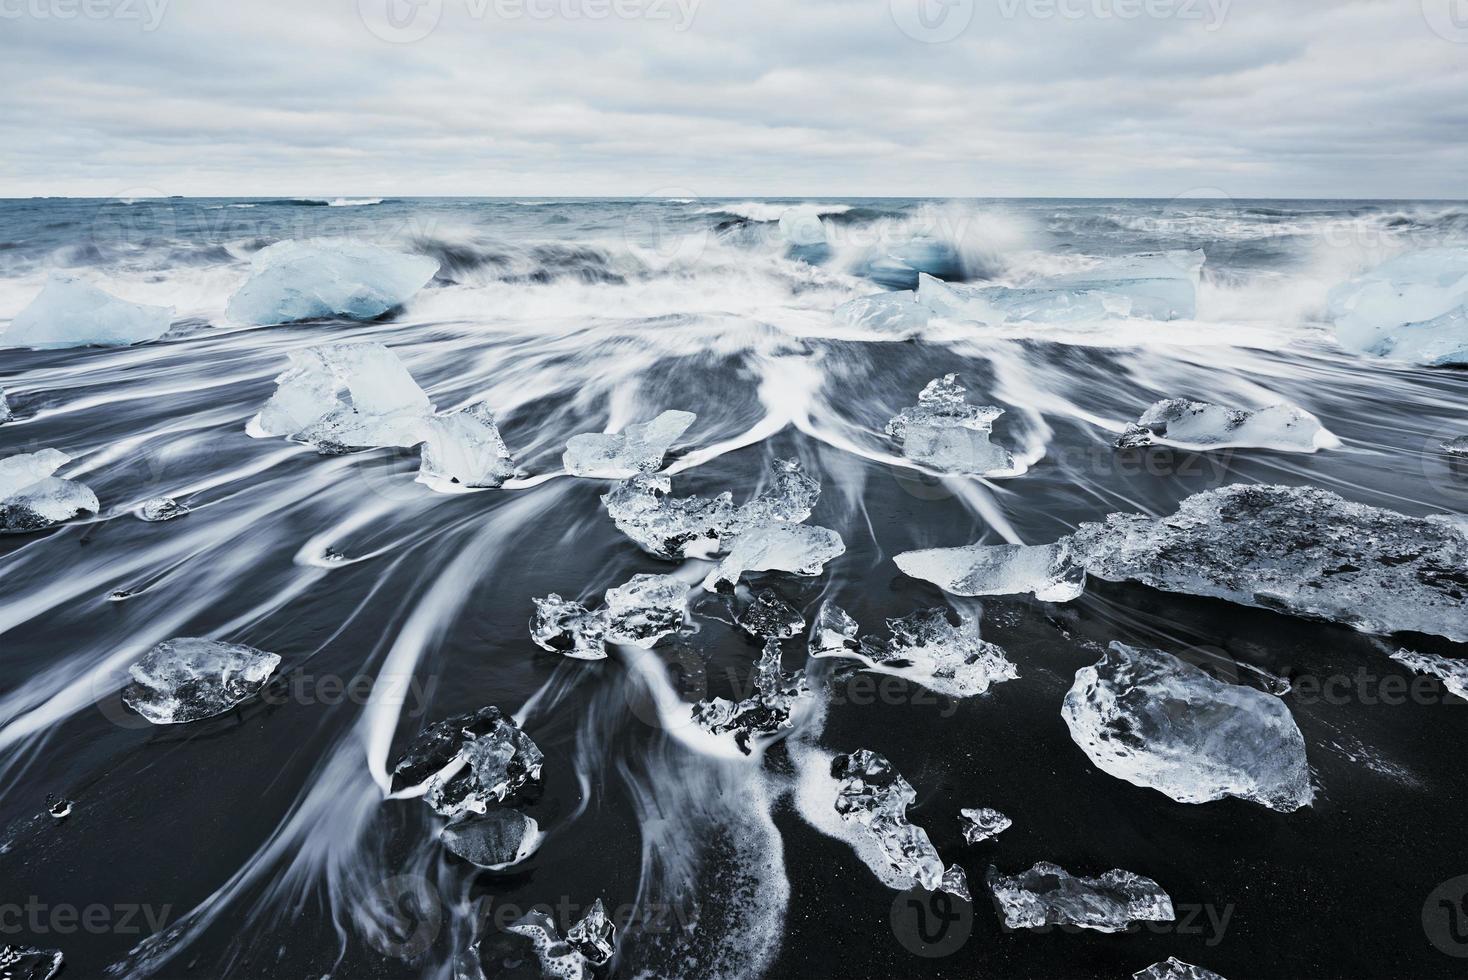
[1,0,1465,199]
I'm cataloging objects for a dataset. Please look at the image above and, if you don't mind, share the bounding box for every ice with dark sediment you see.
[702,522,845,592]
[505,911,593,980]
[834,290,931,335]
[885,374,1018,476]
[0,449,99,533]
[438,809,543,869]
[136,497,188,522]
[987,861,1176,933]
[1115,399,1339,452]
[418,401,516,489]
[895,541,1085,602]
[249,343,433,453]
[0,946,63,980]
[960,807,1012,844]
[390,707,544,819]
[1327,247,1468,365]
[1068,484,1468,642]
[46,794,73,820]
[121,638,281,725]
[531,573,687,659]
[810,605,1018,700]
[1133,957,1229,980]
[736,589,806,639]
[565,898,617,966]
[1390,649,1468,700]
[563,409,696,478]
[531,594,611,661]
[1063,642,1314,811]
[225,240,440,325]
[691,640,812,754]
[2,273,173,349]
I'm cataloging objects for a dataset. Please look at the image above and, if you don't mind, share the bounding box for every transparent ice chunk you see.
[603,573,687,648]
[702,522,845,592]
[121,638,281,725]
[531,595,610,661]
[940,865,972,902]
[3,273,172,349]
[390,707,543,819]
[563,410,696,478]
[136,497,189,522]
[439,810,543,869]
[834,290,930,336]
[1116,399,1338,452]
[0,946,63,980]
[691,640,811,754]
[959,807,1011,844]
[1442,435,1468,458]
[1327,247,1468,365]
[736,589,805,639]
[895,541,1084,602]
[226,240,440,325]
[565,898,617,966]
[1063,642,1313,811]
[0,388,12,423]
[418,401,516,489]
[812,606,1017,700]
[1134,957,1228,980]
[807,601,861,659]
[1,449,99,533]
[987,861,1175,933]
[830,749,945,891]
[885,375,1016,476]
[1390,648,1468,700]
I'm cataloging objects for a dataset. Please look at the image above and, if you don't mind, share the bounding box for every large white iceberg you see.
[1327,247,1468,365]
[1116,399,1339,453]
[1062,642,1313,811]
[226,240,440,325]
[1,449,99,533]
[3,274,173,349]
[563,410,695,478]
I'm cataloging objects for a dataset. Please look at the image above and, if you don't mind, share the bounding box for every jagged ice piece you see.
[987,861,1175,933]
[895,541,1084,602]
[121,638,281,725]
[563,410,695,478]
[1116,399,1337,452]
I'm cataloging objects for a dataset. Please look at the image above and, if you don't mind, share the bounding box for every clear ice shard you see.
[885,374,1017,476]
[702,522,845,592]
[895,541,1084,602]
[959,807,1012,844]
[834,290,931,336]
[225,240,440,325]
[505,911,593,980]
[736,589,806,639]
[390,707,544,818]
[1390,648,1468,700]
[1063,642,1313,811]
[121,638,281,725]
[812,606,1018,700]
[418,401,516,489]
[439,809,542,869]
[531,594,610,661]
[987,861,1176,933]
[1441,435,1468,457]
[136,497,188,522]
[0,946,63,980]
[3,273,172,349]
[1068,484,1468,642]
[941,865,973,902]
[1115,399,1338,452]
[563,410,696,478]
[0,449,99,533]
[0,388,12,423]
[602,573,687,648]
[808,601,862,658]
[691,640,812,754]
[830,749,945,891]
[1133,957,1228,980]
[250,343,433,453]
[1327,247,1468,365]
[565,898,617,966]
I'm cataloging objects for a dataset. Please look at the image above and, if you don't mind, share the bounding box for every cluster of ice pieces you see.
[959,807,1011,844]
[0,945,63,980]
[390,706,544,821]
[226,240,440,325]
[1390,649,1468,700]
[505,899,616,980]
[1,449,99,534]
[531,573,688,660]
[830,749,968,899]
[809,603,1018,700]
[690,640,812,754]
[1115,399,1338,453]
[251,343,516,489]
[563,410,695,478]
[895,541,1084,602]
[1327,247,1468,365]
[121,638,281,725]
[1134,957,1228,980]
[987,861,1175,933]
[1063,643,1313,811]
[886,375,1018,476]
[3,274,173,349]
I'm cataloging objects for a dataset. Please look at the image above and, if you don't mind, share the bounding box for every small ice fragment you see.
[830,749,945,891]
[603,573,687,648]
[0,946,64,980]
[941,865,972,902]
[565,898,617,966]
[1133,957,1228,980]
[736,589,805,639]
[563,410,696,478]
[505,911,593,980]
[46,794,73,820]
[691,640,811,754]
[390,707,544,818]
[226,240,440,325]
[986,861,1175,933]
[808,601,861,658]
[0,388,11,423]
[251,343,432,453]
[0,449,99,533]
[1327,247,1468,365]
[1441,436,1468,458]
[136,497,189,522]
[121,638,281,725]
[3,273,172,349]
[1390,648,1468,700]
[814,607,1017,700]
[602,474,734,560]
[1115,399,1338,452]
[107,589,135,602]
[1063,642,1313,811]
[531,595,609,661]
[418,401,516,489]
[885,375,1016,475]
[702,523,845,592]
[959,807,1011,844]
[321,548,348,565]
[834,291,930,336]
[895,541,1084,602]
[439,810,542,869]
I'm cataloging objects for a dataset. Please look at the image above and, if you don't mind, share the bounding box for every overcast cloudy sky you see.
[1,0,1465,198]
